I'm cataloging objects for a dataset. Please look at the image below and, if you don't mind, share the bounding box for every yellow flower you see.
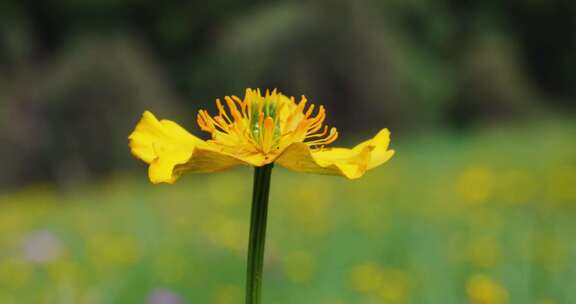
[129,89,394,183]
[466,274,508,304]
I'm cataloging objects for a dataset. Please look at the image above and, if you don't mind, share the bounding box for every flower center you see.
[196,89,339,156]
[249,95,281,147]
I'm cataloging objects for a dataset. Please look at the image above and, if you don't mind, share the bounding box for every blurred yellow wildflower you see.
[213,285,243,304]
[350,262,411,303]
[351,262,385,293]
[129,88,394,183]
[457,166,494,205]
[466,274,508,304]
[0,208,26,235]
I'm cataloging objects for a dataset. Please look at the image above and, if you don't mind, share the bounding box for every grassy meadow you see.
[1,119,575,304]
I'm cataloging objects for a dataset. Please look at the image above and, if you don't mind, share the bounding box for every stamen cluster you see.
[197,89,338,156]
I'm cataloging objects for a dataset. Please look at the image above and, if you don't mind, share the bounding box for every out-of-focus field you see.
[1,120,575,304]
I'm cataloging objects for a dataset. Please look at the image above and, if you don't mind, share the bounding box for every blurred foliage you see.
[0,120,575,303]
[0,0,575,186]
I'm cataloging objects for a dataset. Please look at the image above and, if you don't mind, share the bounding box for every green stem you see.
[246,163,274,304]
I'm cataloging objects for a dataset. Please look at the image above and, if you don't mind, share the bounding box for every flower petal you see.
[128,111,243,184]
[276,129,395,179]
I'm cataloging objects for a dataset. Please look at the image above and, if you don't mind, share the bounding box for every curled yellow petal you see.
[128,111,242,184]
[276,129,395,179]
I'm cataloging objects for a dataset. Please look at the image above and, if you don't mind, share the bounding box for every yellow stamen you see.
[262,117,275,153]
[196,89,339,161]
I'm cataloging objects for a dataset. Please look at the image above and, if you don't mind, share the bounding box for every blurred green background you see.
[0,0,575,303]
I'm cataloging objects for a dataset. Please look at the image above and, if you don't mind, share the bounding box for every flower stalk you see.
[245,163,274,304]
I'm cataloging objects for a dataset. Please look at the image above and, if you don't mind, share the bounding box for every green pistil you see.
[250,104,261,143]
[250,99,281,145]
